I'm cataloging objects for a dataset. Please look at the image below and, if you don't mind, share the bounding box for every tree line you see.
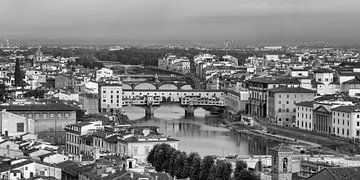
[147,144,259,180]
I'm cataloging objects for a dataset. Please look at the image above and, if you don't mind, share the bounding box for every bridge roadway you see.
[122,89,226,119]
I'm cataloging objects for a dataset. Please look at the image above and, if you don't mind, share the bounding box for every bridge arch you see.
[159,84,178,90]
[180,85,193,90]
[122,83,132,90]
[134,82,156,90]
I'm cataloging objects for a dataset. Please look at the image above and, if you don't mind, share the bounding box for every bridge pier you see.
[185,104,195,118]
[145,104,154,119]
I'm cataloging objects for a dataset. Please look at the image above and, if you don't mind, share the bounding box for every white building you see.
[100,83,123,113]
[265,55,279,61]
[313,69,335,95]
[295,101,314,131]
[65,121,103,156]
[0,110,34,137]
[96,68,113,81]
[331,105,360,139]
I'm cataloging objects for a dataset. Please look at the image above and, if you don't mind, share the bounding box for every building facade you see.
[0,103,78,144]
[268,87,316,126]
[100,83,123,113]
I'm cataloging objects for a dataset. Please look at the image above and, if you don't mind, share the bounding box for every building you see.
[0,159,61,179]
[308,167,360,180]
[158,54,191,74]
[33,47,44,66]
[0,109,34,137]
[96,68,113,81]
[331,105,360,139]
[270,144,293,180]
[247,77,300,118]
[268,87,316,126]
[313,69,335,95]
[64,121,103,156]
[295,101,314,131]
[0,103,78,144]
[100,83,123,113]
[290,68,309,78]
[54,74,80,90]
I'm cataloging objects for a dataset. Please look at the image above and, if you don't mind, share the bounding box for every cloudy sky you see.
[1,0,360,45]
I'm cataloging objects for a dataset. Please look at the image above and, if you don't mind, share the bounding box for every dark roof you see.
[295,101,314,108]
[247,77,300,84]
[269,87,316,93]
[270,144,293,152]
[56,160,79,177]
[313,68,333,73]
[315,93,359,103]
[331,105,360,113]
[71,122,92,128]
[0,103,79,111]
[309,167,360,180]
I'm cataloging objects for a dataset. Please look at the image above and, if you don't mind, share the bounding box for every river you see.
[123,104,275,157]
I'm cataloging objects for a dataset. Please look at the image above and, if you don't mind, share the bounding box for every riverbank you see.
[221,113,360,155]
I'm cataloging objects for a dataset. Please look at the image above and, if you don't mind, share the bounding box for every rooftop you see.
[0,103,79,111]
[331,105,360,113]
[269,86,316,94]
[295,101,314,108]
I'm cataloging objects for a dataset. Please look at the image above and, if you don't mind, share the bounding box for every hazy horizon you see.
[1,0,360,46]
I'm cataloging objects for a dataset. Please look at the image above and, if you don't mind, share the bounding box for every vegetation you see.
[14,58,24,87]
[147,143,258,180]
[23,90,45,98]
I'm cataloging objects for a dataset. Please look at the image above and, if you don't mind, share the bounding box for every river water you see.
[123,104,275,157]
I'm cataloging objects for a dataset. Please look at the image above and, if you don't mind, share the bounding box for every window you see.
[50,114,55,119]
[43,113,48,119]
[65,113,70,119]
[103,99,106,102]
[286,108,289,112]
[283,158,288,172]
[57,113,62,119]
[133,146,138,155]
[279,95,281,98]
[103,90,106,93]
[279,101,281,104]
[278,108,281,112]
[17,123,24,132]
[286,101,289,104]
[35,113,40,119]
[144,146,150,155]
[357,122,359,127]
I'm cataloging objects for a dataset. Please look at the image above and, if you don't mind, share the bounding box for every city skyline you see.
[1,0,360,45]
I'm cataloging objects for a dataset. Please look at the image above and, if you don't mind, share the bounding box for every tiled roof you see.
[331,105,360,113]
[247,77,300,84]
[309,167,360,180]
[270,144,293,152]
[313,68,333,73]
[295,101,314,108]
[0,103,79,111]
[269,87,316,93]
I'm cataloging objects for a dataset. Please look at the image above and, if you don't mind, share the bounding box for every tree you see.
[146,143,176,172]
[188,152,201,180]
[173,152,190,179]
[14,58,23,87]
[199,156,215,180]
[233,161,259,180]
[169,150,182,177]
[23,90,45,98]
[207,160,232,180]
[0,84,6,102]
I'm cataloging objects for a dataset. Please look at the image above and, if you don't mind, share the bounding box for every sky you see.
[1,0,360,45]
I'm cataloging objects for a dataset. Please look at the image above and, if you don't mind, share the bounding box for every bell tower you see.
[271,144,293,180]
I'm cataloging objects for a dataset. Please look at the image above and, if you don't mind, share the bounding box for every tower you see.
[33,46,44,67]
[271,144,293,180]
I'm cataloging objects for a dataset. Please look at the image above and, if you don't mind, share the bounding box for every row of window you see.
[297,113,312,119]
[297,106,312,112]
[66,133,79,144]
[333,112,360,119]
[279,108,296,113]
[18,112,70,119]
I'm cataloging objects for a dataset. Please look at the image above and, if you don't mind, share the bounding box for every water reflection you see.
[123,104,275,157]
